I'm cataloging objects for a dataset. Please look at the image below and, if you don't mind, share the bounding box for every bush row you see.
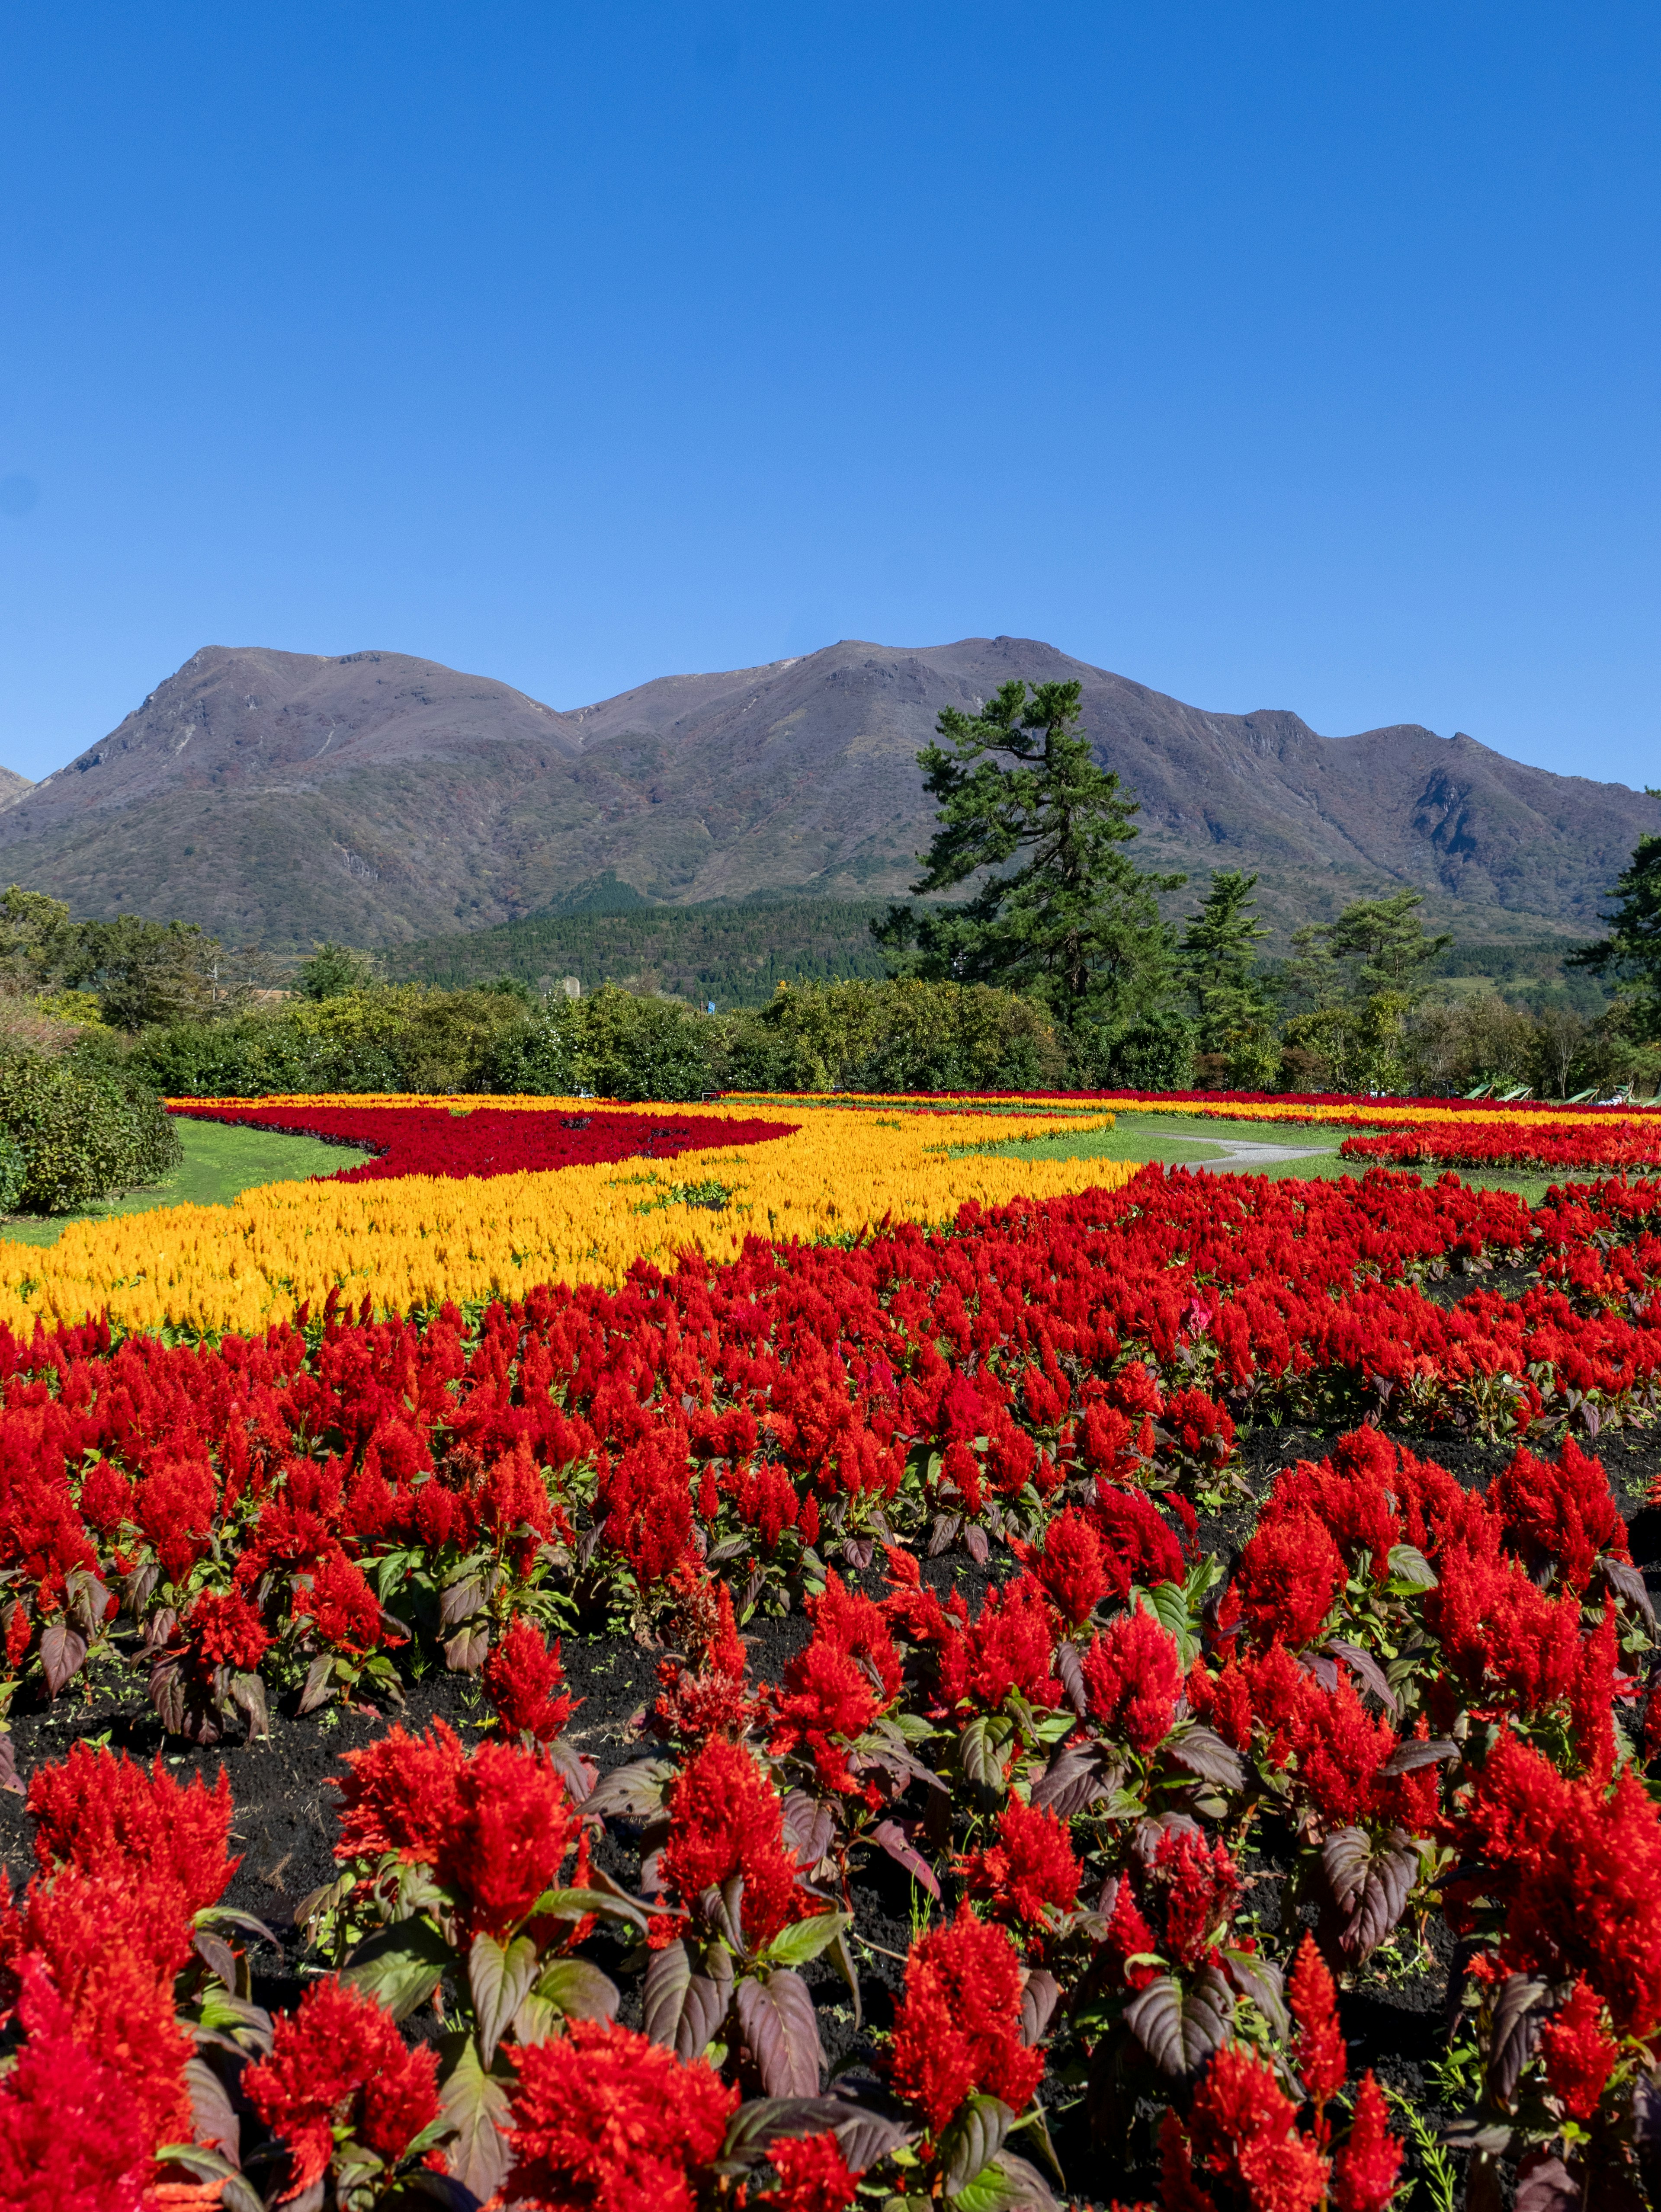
[125,977,1194,1102]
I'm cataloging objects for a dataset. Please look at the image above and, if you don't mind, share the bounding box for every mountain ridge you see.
[0,635,1652,951]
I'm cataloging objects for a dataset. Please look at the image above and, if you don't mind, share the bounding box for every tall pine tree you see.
[1177,870,1271,1050]
[872,679,1184,1035]
[1570,832,1661,1037]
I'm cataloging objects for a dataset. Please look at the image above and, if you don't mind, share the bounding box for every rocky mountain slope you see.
[0,636,1652,950]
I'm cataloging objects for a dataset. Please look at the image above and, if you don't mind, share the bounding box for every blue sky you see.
[0,2,1657,787]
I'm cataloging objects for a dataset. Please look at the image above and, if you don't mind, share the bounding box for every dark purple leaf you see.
[438,1574,485,1630]
[1124,1966,1234,2077]
[185,2055,241,2164]
[1031,1740,1119,1819]
[443,1622,491,1674]
[1327,1640,1400,1716]
[719,2097,849,2164]
[1379,1737,1458,1776]
[193,1931,240,1990]
[1514,2151,1582,2212]
[1052,1640,1090,1720]
[1020,1969,1061,2048]
[783,1791,837,1872]
[296,1652,335,1713]
[1601,1555,1655,1626]
[927,1511,963,1557]
[0,1731,21,1797]
[584,1758,676,1821]
[734,1969,824,2098]
[1319,1825,1419,1960]
[1161,1724,1244,1790]
[40,1620,86,1697]
[871,1819,940,1900]
[963,1524,991,1565]
[1488,1975,1548,2109]
[148,1658,188,1735]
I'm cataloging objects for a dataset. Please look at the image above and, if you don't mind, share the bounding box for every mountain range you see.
[0,636,1652,952]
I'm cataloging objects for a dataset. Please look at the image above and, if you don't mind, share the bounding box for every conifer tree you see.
[872,679,1184,1034]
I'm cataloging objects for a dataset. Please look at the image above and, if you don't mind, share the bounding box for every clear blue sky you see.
[1,2,1657,788]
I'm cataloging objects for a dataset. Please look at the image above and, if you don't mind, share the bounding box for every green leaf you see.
[1386,1543,1439,1591]
[1141,1581,1197,1668]
[940,2095,1014,2196]
[469,1930,539,2066]
[530,1883,648,1929]
[763,1911,852,1969]
[342,1918,453,2022]
[531,1956,620,2023]
[436,2032,512,2206]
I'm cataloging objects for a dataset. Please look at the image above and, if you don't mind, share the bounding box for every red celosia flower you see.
[770,1636,882,1793]
[1234,1511,1345,1649]
[1288,1933,1346,2109]
[503,2017,738,2212]
[1491,1436,1627,1596]
[1146,1825,1240,1972]
[661,1737,811,1952]
[1538,1978,1619,2120]
[1427,1544,1581,1714]
[1090,1485,1185,1594]
[937,1576,1061,1716]
[186,1588,271,1674]
[653,1571,761,1746]
[243,1977,440,2198]
[0,1960,150,2212]
[1462,1737,1661,2040]
[332,1719,465,1867]
[1188,2043,1329,2212]
[8,1866,195,2148]
[956,1799,1080,1928]
[888,1905,1044,2138]
[76,1459,134,1536]
[1024,1506,1111,1626]
[809,1571,902,1700]
[763,2130,859,2212]
[1566,1601,1619,1787]
[292,1547,383,1656]
[1330,2071,1402,2212]
[133,1453,217,1586]
[27,1742,237,1921]
[1084,1607,1181,1754]
[332,1720,577,1940]
[483,1619,575,1742]
[1100,1874,1158,1992]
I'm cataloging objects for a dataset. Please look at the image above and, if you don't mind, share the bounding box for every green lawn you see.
[0,1117,373,1247]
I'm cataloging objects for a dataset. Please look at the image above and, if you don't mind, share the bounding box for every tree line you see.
[872,675,1661,1101]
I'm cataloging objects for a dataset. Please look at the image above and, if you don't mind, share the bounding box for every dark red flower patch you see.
[170,1101,798,1181]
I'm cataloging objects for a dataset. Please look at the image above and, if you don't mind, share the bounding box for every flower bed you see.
[173,1098,799,1181]
[0,1153,1659,2202]
[0,1097,1126,1338]
[1341,1120,1661,1173]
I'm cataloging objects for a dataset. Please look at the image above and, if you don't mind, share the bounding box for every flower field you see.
[1,1090,1659,2207]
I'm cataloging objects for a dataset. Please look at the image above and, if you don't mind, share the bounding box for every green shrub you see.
[1097,1010,1197,1091]
[0,1049,182,1213]
[574,987,714,1103]
[0,1130,27,1212]
[713,978,1068,1094]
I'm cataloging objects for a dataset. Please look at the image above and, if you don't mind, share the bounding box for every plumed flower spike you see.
[661,1735,813,1953]
[243,1977,440,2200]
[1288,1932,1346,2111]
[504,2017,738,2212]
[1538,1978,1619,2121]
[482,1617,575,1742]
[27,1740,237,1917]
[763,2130,859,2212]
[1083,1604,1181,1754]
[1188,2043,1329,2212]
[330,1718,578,1940]
[0,1959,151,2212]
[1331,2071,1403,2212]
[956,1798,1081,1929]
[888,1903,1044,2139]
